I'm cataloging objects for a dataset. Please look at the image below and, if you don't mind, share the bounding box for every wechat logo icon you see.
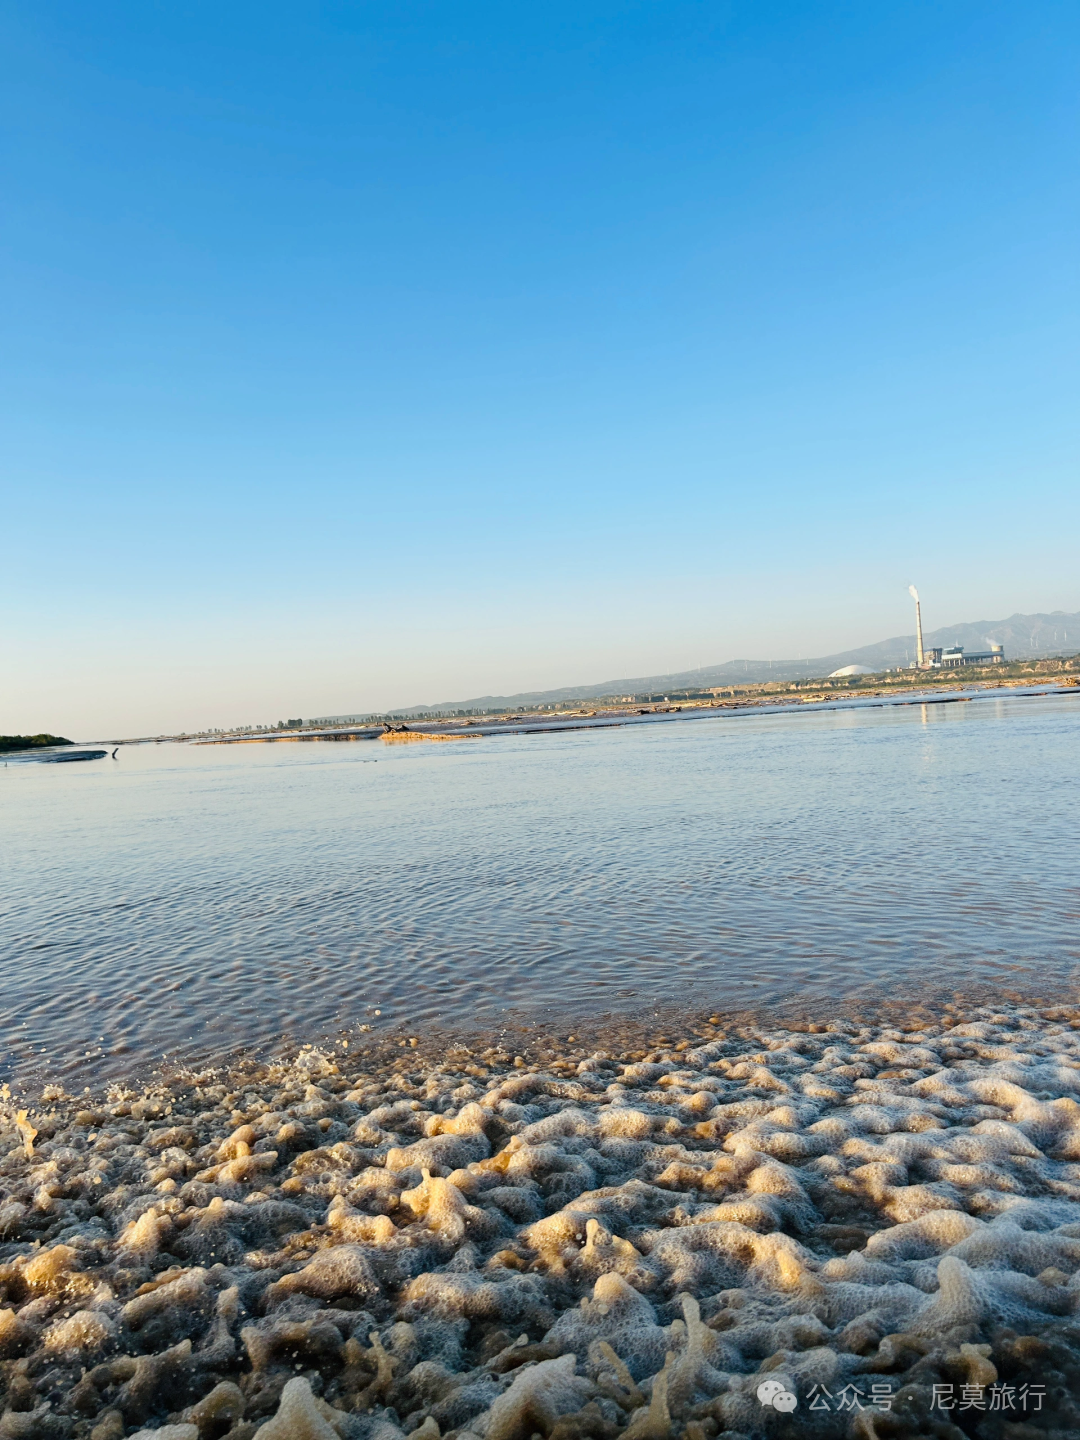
[757,1379,798,1413]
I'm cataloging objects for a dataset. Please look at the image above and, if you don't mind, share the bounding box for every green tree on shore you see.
[0,734,73,753]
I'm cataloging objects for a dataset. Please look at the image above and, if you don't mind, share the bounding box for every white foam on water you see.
[2,1002,1080,1436]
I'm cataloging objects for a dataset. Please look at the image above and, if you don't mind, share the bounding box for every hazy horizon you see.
[31,602,1080,739]
[4,3,1079,737]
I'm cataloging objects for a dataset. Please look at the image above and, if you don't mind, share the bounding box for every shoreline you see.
[3,994,1079,1437]
[205,678,1080,747]
[82,669,1080,749]
[10,969,1080,1100]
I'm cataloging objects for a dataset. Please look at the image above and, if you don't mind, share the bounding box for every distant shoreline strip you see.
[194,681,1078,747]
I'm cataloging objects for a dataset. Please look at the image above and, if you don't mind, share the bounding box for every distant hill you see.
[318,609,1080,719]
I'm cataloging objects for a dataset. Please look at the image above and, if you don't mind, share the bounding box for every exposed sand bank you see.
[2,1000,1080,1438]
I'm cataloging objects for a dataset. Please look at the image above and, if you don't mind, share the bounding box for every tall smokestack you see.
[908,585,924,667]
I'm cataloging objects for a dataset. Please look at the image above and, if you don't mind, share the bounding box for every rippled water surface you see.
[3,691,1079,1083]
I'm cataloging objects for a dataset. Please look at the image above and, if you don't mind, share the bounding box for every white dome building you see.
[828,664,875,677]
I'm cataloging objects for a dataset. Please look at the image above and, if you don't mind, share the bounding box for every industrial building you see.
[907,587,1005,668]
[925,644,1004,668]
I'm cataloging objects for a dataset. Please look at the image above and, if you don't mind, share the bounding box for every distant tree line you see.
[0,734,73,753]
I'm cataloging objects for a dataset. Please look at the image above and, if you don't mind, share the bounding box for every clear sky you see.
[3,2,1078,737]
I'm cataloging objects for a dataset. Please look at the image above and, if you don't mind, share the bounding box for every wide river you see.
[3,688,1078,1087]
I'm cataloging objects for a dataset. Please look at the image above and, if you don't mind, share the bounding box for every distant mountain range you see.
[320,609,1080,719]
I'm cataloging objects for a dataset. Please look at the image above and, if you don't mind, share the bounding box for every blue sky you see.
[2,2,1078,735]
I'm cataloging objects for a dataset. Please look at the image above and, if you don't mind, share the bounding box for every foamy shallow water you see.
[2,690,1080,1087]
[1,1001,1079,1437]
